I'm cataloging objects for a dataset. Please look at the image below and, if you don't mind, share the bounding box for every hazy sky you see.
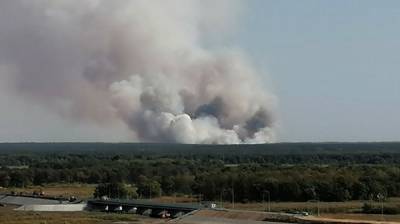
[0,0,399,142]
[238,0,400,142]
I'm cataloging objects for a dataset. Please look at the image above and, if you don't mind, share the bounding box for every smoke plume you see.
[0,0,277,144]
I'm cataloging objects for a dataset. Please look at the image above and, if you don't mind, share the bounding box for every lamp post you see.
[149,185,152,200]
[377,193,384,219]
[220,189,226,208]
[231,187,235,209]
[263,190,271,212]
[308,200,320,216]
[309,187,319,216]
[198,194,203,206]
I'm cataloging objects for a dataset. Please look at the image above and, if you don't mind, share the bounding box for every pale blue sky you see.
[236,0,400,142]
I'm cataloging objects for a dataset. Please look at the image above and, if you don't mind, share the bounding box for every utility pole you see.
[263,190,270,212]
[231,187,235,209]
[149,185,152,200]
[377,193,384,220]
[262,191,265,212]
[309,199,320,216]
[310,187,319,216]
[198,194,203,206]
[220,189,224,208]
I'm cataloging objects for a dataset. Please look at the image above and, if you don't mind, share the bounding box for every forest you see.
[0,142,400,202]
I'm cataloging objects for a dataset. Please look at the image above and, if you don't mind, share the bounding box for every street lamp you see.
[230,187,235,209]
[149,185,152,200]
[309,187,319,216]
[377,193,384,219]
[198,194,203,205]
[309,200,320,216]
[263,190,271,212]
[220,189,226,208]
[224,188,235,209]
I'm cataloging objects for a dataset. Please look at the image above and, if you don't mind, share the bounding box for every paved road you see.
[175,215,290,224]
[0,195,67,205]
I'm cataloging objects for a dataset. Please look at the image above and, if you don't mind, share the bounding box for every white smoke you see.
[0,0,277,144]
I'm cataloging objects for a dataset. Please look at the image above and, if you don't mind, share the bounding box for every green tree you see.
[136,175,161,198]
[93,182,131,199]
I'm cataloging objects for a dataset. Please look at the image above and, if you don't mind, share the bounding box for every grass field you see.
[0,184,96,199]
[222,201,362,213]
[318,214,400,222]
[219,198,400,214]
[0,206,165,224]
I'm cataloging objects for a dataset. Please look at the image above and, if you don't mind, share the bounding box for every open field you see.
[220,198,400,215]
[0,184,96,199]
[216,199,400,222]
[221,201,362,213]
[0,206,165,224]
[318,214,400,222]
[176,209,400,224]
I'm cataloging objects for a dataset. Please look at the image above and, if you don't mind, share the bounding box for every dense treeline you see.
[0,143,400,202]
[2,142,400,156]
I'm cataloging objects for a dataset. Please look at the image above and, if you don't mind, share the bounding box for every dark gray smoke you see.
[0,0,277,144]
